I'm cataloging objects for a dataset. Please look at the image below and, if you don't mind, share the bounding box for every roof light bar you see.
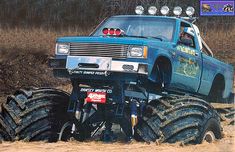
[134,5,195,17]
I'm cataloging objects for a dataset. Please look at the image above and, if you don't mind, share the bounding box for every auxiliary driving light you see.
[186,6,195,16]
[115,29,121,35]
[160,6,170,15]
[102,28,109,35]
[148,6,157,15]
[173,6,182,16]
[135,5,144,15]
[109,28,115,35]
[102,28,123,36]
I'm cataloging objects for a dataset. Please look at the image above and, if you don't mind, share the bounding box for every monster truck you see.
[0,6,234,144]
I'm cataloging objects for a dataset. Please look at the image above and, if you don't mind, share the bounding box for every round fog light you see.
[160,6,170,15]
[148,6,157,15]
[186,6,195,16]
[135,5,144,15]
[173,6,182,16]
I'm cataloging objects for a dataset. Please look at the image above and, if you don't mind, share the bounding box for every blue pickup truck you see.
[0,6,234,144]
[53,15,234,103]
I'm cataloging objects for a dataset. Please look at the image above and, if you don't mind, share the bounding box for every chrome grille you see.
[69,43,128,59]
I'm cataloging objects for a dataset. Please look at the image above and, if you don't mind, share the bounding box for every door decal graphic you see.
[176,56,200,77]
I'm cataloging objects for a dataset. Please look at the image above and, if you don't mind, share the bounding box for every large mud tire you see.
[0,88,70,142]
[136,95,222,144]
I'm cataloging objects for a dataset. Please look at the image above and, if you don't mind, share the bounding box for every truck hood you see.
[56,36,170,46]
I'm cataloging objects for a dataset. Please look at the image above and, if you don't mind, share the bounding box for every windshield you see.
[92,16,176,41]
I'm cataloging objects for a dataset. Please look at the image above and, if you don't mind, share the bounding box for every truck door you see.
[171,22,202,93]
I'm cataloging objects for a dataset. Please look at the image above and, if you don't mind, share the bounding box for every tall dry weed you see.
[202,27,235,65]
[0,27,91,55]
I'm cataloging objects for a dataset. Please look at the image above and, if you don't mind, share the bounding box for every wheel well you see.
[210,74,225,92]
[208,74,225,102]
[150,56,172,85]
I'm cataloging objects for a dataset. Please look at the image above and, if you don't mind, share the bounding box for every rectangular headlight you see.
[56,43,70,55]
[127,46,148,58]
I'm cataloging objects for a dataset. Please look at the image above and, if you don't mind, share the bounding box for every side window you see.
[179,22,196,49]
[201,38,214,57]
[201,47,209,56]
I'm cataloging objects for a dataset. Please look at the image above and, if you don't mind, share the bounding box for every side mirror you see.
[179,38,193,46]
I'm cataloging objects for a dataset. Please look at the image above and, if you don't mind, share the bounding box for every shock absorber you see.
[139,100,145,117]
[82,101,92,123]
[130,99,138,136]
[75,100,83,120]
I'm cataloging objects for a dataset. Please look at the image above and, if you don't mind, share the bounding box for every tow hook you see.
[105,71,110,77]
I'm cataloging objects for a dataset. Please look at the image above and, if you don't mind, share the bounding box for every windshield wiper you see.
[122,35,163,41]
[100,34,163,41]
[148,36,163,41]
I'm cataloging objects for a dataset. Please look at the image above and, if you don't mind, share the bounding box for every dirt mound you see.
[0,49,66,96]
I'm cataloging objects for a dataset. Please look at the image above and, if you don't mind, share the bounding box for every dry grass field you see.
[201,26,235,65]
[0,27,90,55]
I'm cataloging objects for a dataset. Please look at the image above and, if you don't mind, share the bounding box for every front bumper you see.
[49,56,148,81]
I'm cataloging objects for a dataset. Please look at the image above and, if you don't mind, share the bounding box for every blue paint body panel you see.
[54,15,234,100]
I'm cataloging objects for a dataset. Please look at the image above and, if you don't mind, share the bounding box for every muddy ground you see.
[0,122,234,152]
[0,44,234,152]
[0,49,68,96]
